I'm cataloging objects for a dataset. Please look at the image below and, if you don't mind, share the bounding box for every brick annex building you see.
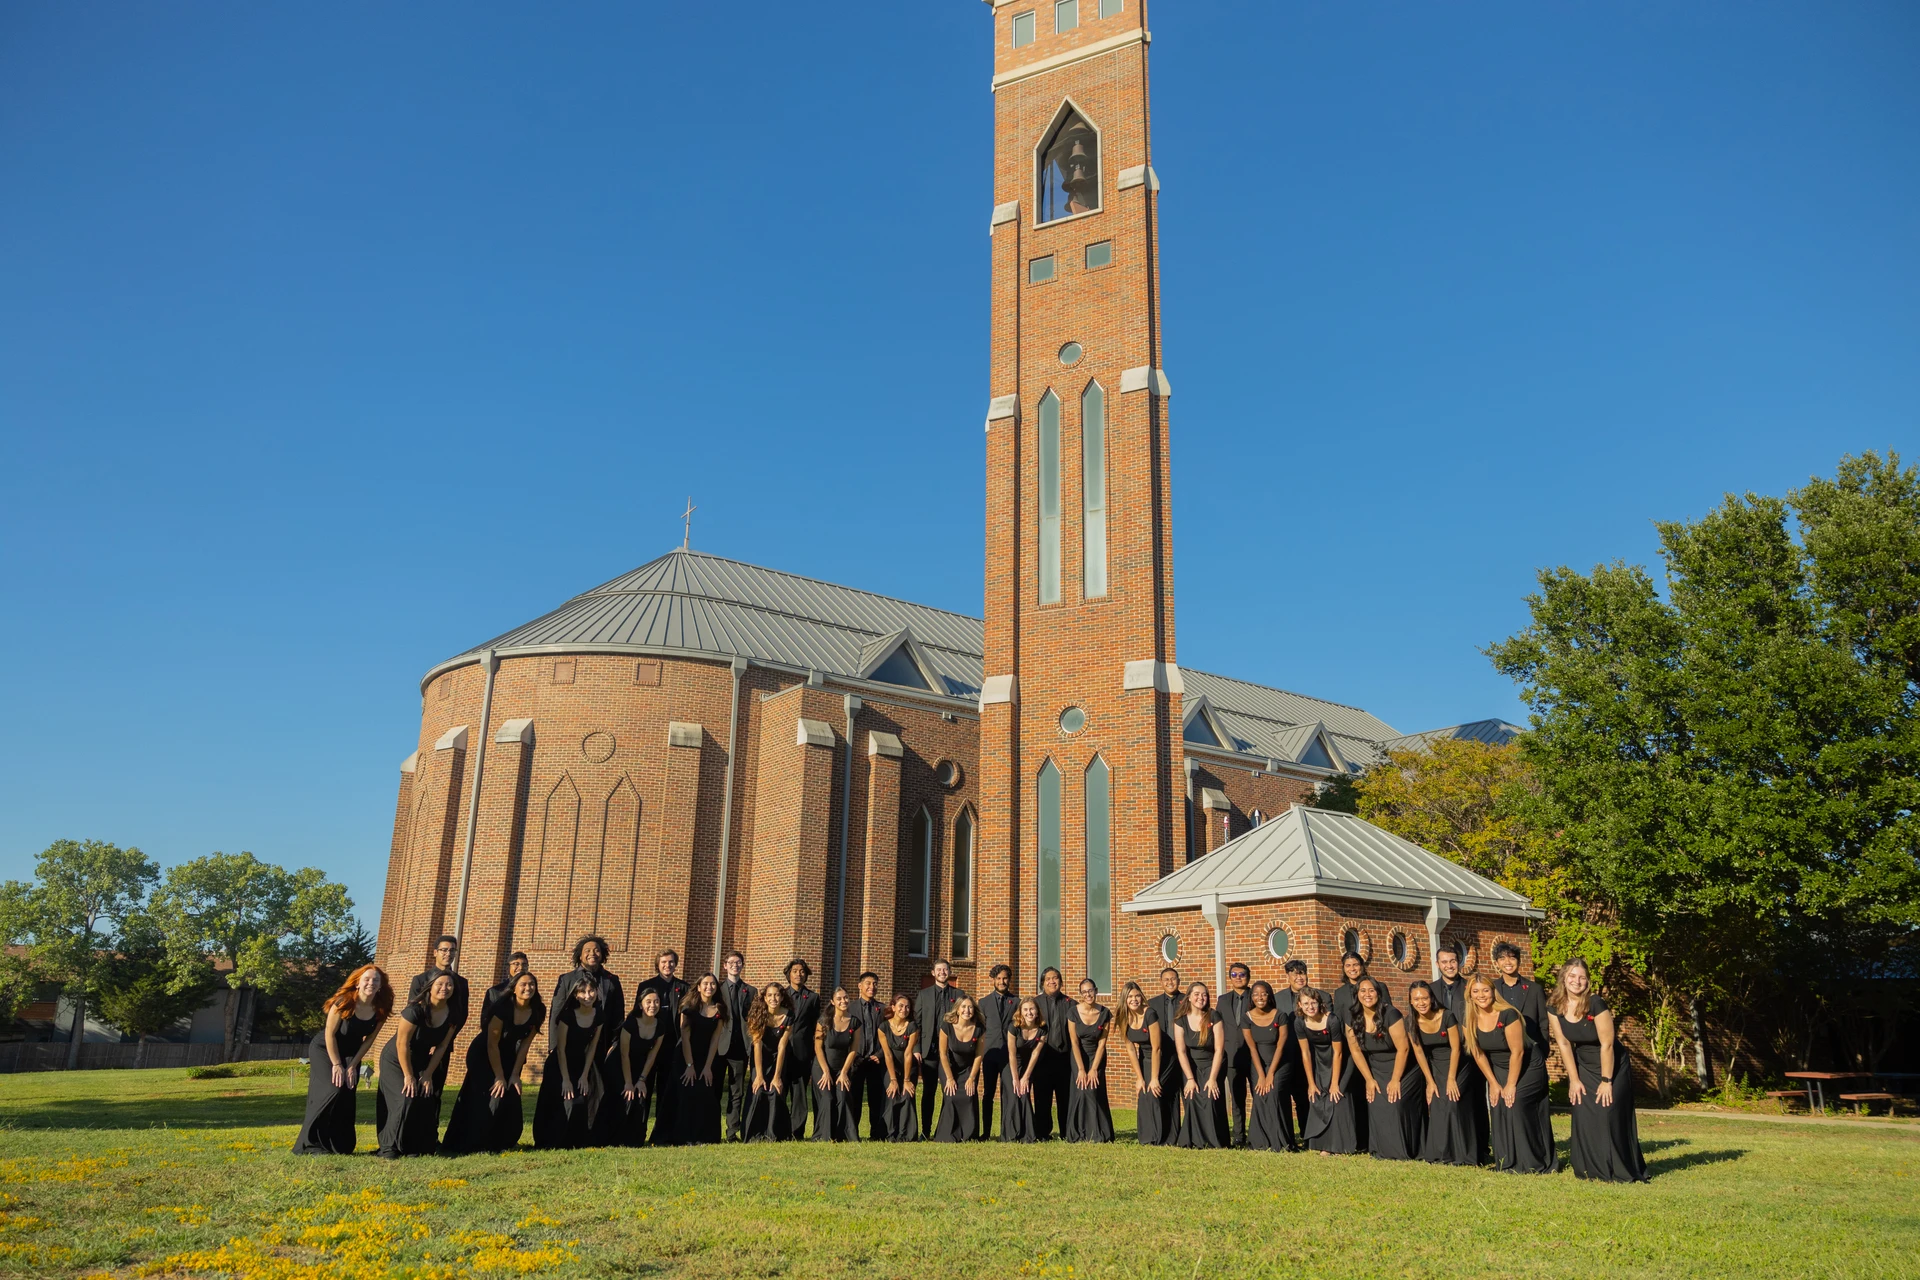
[374,1,1539,1055]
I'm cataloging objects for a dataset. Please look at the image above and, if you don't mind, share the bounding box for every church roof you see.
[1179,668,1400,772]
[1121,804,1536,919]
[1376,719,1526,752]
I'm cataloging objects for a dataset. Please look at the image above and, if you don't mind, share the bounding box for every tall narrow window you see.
[1055,0,1078,33]
[1038,106,1099,224]
[1038,390,1061,604]
[1081,381,1107,598]
[905,808,932,957]
[1038,760,1061,976]
[1085,755,1111,993]
[951,810,974,961]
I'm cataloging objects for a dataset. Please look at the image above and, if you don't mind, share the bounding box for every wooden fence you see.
[0,1041,307,1073]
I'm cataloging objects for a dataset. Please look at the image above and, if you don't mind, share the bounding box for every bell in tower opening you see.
[1038,105,1099,223]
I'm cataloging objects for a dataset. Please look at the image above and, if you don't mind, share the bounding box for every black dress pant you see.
[976,1048,1008,1140]
[851,1059,889,1139]
[1225,1044,1254,1146]
[1033,1049,1070,1139]
[918,1061,945,1139]
[719,1054,751,1141]
[1279,1060,1309,1150]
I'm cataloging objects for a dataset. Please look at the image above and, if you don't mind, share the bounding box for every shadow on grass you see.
[0,1094,308,1130]
[1644,1142,1748,1175]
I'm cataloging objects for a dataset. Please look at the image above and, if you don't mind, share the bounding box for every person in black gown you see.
[533,975,607,1149]
[479,951,529,1029]
[405,935,471,1098]
[1466,973,1556,1174]
[743,983,795,1142]
[812,987,863,1142]
[1002,996,1045,1143]
[1172,982,1228,1149]
[1116,982,1172,1146]
[673,972,729,1146]
[614,987,670,1147]
[441,971,544,1155]
[1239,980,1292,1152]
[876,993,920,1143]
[784,959,822,1140]
[1065,978,1113,1142]
[549,935,623,1074]
[935,995,985,1142]
[1405,981,1475,1166]
[1345,977,1421,1160]
[376,972,457,1158]
[1549,959,1647,1182]
[1428,942,1490,1165]
[293,964,391,1155]
[1296,988,1358,1155]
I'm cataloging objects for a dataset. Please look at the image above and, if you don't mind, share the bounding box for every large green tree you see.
[1488,452,1920,1073]
[91,912,217,1063]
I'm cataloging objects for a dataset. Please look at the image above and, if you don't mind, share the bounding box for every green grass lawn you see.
[0,1067,1915,1279]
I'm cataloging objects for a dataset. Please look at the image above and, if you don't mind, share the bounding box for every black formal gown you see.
[376,1005,454,1157]
[1414,1011,1478,1166]
[1001,1031,1043,1142]
[1556,997,1647,1182]
[742,1018,794,1142]
[1126,1020,1177,1146]
[292,1011,381,1154]
[672,1009,725,1145]
[1174,1018,1228,1150]
[1476,1007,1557,1174]
[934,1029,982,1142]
[1300,1015,1360,1154]
[877,1023,919,1143]
[614,1013,670,1147]
[813,1018,863,1142]
[1065,1007,1114,1143]
[533,1008,606,1149]
[440,1004,541,1154]
[1356,1008,1423,1160]
[1242,1014,1290,1152]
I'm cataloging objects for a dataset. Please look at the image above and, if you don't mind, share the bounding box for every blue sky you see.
[2,2,1915,922]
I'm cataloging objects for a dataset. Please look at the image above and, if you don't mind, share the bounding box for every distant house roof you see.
[1377,719,1526,752]
[1121,804,1537,919]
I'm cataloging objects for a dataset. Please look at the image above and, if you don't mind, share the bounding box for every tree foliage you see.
[91,912,216,1043]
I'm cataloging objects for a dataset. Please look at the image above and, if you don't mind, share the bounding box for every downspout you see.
[1200,894,1228,998]
[1424,897,1451,981]
[449,648,498,960]
[832,693,862,989]
[710,655,748,970]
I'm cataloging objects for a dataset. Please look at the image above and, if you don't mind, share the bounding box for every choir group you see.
[292,933,1648,1182]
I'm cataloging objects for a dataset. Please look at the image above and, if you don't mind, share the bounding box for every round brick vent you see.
[581,731,616,763]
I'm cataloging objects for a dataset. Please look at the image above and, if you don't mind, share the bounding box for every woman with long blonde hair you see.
[1115,981,1173,1145]
[1466,972,1556,1173]
[934,995,986,1141]
[1001,996,1046,1143]
[1550,959,1647,1181]
[1172,982,1228,1149]
[293,964,391,1154]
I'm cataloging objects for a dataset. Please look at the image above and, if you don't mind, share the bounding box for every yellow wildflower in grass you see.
[0,1152,130,1185]
[146,1205,211,1226]
[451,1229,578,1275]
[512,1212,561,1231]
[428,1179,469,1190]
[0,1205,73,1267]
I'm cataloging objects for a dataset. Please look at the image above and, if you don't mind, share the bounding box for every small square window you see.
[634,660,661,687]
[1085,240,1112,269]
[1029,255,1056,283]
[1099,0,1123,16]
[1011,10,1035,47]
[553,659,576,685]
[1055,0,1078,34]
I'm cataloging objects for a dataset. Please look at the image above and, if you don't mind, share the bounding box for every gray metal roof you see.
[1378,719,1526,752]
[1181,668,1400,771]
[1122,804,1536,918]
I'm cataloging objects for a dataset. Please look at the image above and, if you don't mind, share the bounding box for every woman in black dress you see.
[1240,980,1291,1152]
[1065,979,1113,1142]
[1466,974,1557,1174]
[1001,997,1045,1142]
[1406,981,1475,1166]
[533,975,607,1149]
[375,972,457,1158]
[1296,988,1358,1155]
[876,993,919,1143]
[1116,981,1172,1146]
[1345,977,1421,1160]
[441,971,543,1155]
[935,995,985,1142]
[743,983,795,1141]
[1172,982,1228,1150]
[1550,959,1647,1182]
[293,964,391,1155]
[813,987,863,1142]
[673,972,728,1146]
[614,987,670,1146]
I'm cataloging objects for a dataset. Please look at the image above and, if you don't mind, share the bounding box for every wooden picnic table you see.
[1783,1071,1871,1114]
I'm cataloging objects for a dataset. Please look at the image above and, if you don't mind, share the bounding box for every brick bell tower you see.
[977,0,1185,995]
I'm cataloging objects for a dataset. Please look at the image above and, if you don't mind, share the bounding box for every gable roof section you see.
[1377,719,1526,752]
[1181,668,1398,773]
[1122,804,1536,919]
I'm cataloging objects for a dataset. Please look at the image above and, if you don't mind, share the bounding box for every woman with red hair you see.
[292,964,392,1154]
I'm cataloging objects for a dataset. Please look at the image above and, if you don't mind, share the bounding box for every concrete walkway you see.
[1635,1106,1919,1135]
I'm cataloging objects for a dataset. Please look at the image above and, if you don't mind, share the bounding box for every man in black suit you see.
[1033,967,1073,1140]
[1144,965,1185,1138]
[717,950,757,1141]
[480,951,529,1029]
[975,964,1018,1141]
[549,934,625,1042]
[850,970,889,1139]
[1428,942,1488,1163]
[913,959,962,1139]
[1216,961,1254,1147]
[783,958,822,1139]
[407,934,471,1090]
[1492,941,1549,1054]
[1273,959,1312,1150]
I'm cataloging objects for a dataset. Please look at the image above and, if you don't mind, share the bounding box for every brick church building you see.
[375,1,1537,1038]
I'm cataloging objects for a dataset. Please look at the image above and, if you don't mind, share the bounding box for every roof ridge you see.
[1182,666,1372,715]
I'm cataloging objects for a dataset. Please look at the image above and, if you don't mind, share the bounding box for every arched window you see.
[1039,390,1061,604]
[1038,105,1099,224]
[1082,381,1107,598]
[1038,760,1062,975]
[951,810,975,961]
[905,808,933,958]
[1085,755,1111,993]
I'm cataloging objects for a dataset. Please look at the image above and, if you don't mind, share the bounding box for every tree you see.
[150,852,359,1061]
[0,880,38,1027]
[91,912,217,1064]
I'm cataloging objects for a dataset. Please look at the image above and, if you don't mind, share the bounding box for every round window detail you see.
[1059,706,1086,734]
[1390,929,1419,972]
[1058,341,1083,366]
[1266,926,1290,961]
[934,759,963,788]
[1160,934,1179,965]
[1341,927,1373,964]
